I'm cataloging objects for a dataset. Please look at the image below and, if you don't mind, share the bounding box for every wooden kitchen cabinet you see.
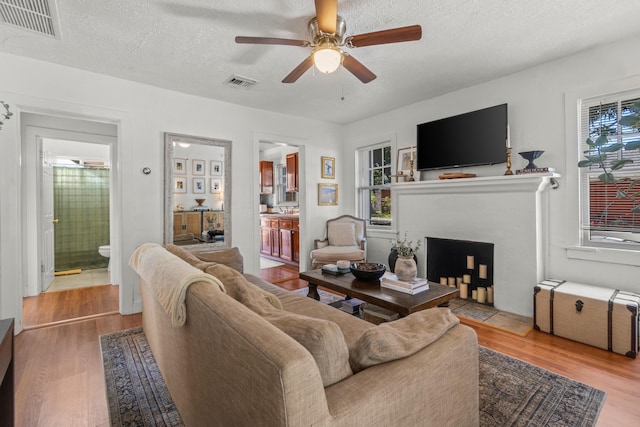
[286,153,298,192]
[260,161,274,194]
[260,215,299,265]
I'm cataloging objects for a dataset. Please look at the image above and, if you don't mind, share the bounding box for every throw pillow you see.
[262,309,353,387]
[327,222,358,246]
[193,247,244,273]
[350,308,459,372]
[204,263,282,310]
[163,244,213,271]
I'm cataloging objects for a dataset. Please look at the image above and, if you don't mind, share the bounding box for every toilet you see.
[98,245,111,271]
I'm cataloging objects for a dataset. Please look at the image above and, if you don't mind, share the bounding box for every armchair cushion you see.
[328,222,358,246]
[350,308,460,372]
[310,246,365,263]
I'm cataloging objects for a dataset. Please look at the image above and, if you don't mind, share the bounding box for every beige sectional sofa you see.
[131,244,479,427]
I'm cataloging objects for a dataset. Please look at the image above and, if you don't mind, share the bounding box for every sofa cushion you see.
[164,244,244,273]
[204,263,282,310]
[192,247,244,273]
[163,244,212,270]
[262,310,353,387]
[310,246,365,262]
[328,222,358,246]
[350,308,459,372]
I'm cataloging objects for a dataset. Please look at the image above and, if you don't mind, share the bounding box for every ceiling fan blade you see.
[347,25,422,48]
[235,36,309,47]
[314,0,338,34]
[282,56,314,83]
[342,54,376,83]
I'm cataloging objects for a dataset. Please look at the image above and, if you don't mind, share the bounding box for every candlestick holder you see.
[504,147,513,175]
[409,159,415,181]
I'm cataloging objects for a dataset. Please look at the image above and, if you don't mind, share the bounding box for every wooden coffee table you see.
[299,269,459,317]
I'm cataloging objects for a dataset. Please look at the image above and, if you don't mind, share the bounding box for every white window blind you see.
[579,90,640,247]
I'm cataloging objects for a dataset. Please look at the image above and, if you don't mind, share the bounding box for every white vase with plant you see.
[389,231,421,281]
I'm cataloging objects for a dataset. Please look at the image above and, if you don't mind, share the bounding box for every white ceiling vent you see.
[224,75,259,89]
[0,0,59,38]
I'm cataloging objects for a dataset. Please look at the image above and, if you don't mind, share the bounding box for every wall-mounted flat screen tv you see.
[416,103,508,171]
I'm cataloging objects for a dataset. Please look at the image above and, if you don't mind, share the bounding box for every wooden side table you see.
[0,318,14,427]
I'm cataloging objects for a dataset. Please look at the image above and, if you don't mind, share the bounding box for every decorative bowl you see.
[518,151,544,169]
[350,263,386,282]
[195,198,206,206]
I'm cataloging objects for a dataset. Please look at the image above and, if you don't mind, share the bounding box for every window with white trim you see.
[579,90,640,248]
[357,143,392,226]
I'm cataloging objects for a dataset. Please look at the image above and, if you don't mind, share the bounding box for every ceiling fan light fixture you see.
[313,47,342,74]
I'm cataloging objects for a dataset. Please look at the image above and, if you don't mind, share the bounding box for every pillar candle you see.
[472,289,477,300]
[463,274,471,284]
[440,277,447,285]
[460,283,468,299]
[456,277,463,286]
[448,277,455,287]
[479,264,487,279]
[477,287,486,304]
[487,286,494,304]
[466,255,474,269]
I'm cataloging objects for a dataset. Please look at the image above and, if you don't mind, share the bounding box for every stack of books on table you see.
[380,272,429,295]
[361,303,399,323]
[321,264,350,275]
[340,298,365,314]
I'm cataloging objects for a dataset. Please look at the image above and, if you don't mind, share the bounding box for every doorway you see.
[21,113,119,328]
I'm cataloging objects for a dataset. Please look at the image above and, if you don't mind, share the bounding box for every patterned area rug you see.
[101,328,605,427]
[292,286,345,304]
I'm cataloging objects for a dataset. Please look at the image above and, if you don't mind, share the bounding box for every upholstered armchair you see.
[310,215,366,269]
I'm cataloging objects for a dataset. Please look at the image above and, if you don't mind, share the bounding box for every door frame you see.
[22,121,117,297]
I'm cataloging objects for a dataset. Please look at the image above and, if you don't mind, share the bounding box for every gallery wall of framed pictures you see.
[172,145,225,210]
[318,155,337,206]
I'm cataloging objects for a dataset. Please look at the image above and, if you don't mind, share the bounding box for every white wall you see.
[343,34,640,300]
[0,52,343,329]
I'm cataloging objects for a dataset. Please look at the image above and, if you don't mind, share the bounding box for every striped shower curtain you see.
[53,167,110,271]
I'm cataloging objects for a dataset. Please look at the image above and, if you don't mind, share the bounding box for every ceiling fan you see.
[235,0,422,84]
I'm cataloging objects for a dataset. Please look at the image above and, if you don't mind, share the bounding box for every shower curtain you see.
[54,167,110,271]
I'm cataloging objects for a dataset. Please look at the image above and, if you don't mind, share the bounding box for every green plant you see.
[0,101,12,130]
[578,101,640,218]
[390,231,421,257]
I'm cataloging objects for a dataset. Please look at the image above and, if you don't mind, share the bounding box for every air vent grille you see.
[0,0,57,37]
[224,75,259,89]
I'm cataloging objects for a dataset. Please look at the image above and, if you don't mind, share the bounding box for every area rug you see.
[101,328,606,427]
[259,257,285,269]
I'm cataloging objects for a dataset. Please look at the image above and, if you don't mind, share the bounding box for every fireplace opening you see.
[426,237,494,305]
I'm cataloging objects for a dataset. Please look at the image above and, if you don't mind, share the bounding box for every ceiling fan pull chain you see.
[340,68,345,101]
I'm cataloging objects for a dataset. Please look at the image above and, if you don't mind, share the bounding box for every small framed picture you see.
[193,178,205,194]
[318,183,338,206]
[174,177,187,193]
[321,156,335,179]
[173,158,187,175]
[192,159,205,176]
[210,178,222,193]
[210,160,223,176]
[397,146,416,176]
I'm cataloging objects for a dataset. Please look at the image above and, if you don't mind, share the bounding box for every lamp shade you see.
[313,47,342,74]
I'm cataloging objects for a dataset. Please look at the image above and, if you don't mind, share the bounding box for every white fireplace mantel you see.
[391,173,560,195]
[391,173,561,317]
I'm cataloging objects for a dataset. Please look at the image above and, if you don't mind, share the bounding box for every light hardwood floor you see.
[13,264,640,426]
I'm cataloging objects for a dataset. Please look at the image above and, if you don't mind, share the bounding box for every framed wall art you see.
[321,156,335,179]
[173,158,187,175]
[193,178,205,194]
[174,177,187,193]
[396,146,416,176]
[192,159,206,176]
[318,183,338,206]
[210,178,222,193]
[210,160,223,176]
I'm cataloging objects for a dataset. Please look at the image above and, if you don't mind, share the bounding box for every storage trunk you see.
[534,279,639,358]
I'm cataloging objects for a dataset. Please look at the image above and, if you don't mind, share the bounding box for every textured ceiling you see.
[2,0,640,124]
